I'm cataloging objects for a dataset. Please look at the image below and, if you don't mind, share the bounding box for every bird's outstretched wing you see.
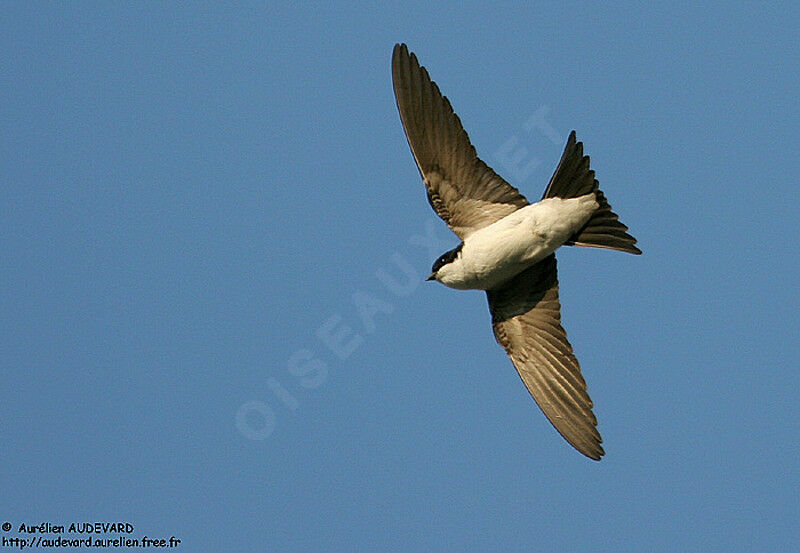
[392,43,529,239]
[487,255,604,460]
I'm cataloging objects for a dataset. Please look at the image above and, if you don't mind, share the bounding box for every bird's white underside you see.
[435,194,598,290]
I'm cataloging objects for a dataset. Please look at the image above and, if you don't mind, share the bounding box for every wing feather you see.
[487,255,604,460]
[392,44,529,238]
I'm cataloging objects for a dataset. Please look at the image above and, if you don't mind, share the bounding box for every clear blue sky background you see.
[2,3,798,552]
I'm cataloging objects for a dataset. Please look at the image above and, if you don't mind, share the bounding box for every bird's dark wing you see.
[392,43,529,239]
[486,255,604,460]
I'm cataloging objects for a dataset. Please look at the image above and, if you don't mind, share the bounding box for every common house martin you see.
[392,44,640,460]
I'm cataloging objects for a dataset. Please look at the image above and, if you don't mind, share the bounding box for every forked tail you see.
[543,131,641,255]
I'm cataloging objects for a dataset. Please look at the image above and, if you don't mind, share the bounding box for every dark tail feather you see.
[568,189,642,254]
[543,131,641,255]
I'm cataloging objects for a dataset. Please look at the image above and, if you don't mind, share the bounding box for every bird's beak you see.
[426,272,436,281]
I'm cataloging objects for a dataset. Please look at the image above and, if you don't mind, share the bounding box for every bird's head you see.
[427,243,464,283]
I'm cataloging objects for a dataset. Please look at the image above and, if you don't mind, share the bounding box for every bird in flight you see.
[391,44,640,460]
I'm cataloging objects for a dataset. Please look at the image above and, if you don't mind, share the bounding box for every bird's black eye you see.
[431,243,463,273]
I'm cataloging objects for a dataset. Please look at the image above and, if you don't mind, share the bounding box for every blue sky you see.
[2,2,798,551]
